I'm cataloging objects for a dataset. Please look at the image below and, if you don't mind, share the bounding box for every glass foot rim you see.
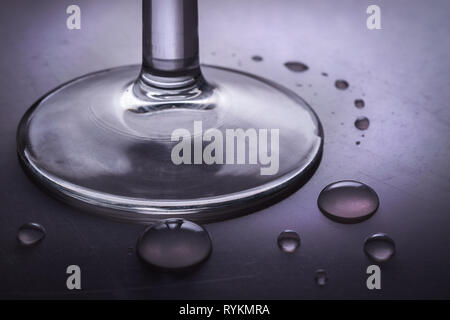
[17,65,323,224]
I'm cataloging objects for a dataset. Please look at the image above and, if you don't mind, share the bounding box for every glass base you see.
[17,65,323,223]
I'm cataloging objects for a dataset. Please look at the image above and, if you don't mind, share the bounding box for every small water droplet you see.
[315,269,328,286]
[137,219,212,269]
[277,230,300,253]
[364,233,395,262]
[321,72,328,77]
[252,55,263,62]
[17,223,46,245]
[335,80,349,90]
[355,116,370,130]
[354,99,365,108]
[318,180,379,223]
[284,61,309,72]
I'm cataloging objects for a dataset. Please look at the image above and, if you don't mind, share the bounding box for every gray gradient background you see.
[0,0,449,299]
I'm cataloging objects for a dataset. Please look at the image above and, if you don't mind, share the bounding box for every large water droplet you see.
[252,55,263,62]
[17,223,46,245]
[284,61,309,72]
[355,116,370,130]
[137,218,212,269]
[364,233,395,262]
[315,269,328,286]
[335,80,349,90]
[354,99,365,108]
[317,180,379,223]
[277,230,300,253]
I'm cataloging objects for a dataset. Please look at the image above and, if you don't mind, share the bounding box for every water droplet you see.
[137,218,212,269]
[284,61,309,72]
[321,72,328,77]
[335,80,349,90]
[252,55,263,62]
[317,180,379,223]
[277,230,300,253]
[364,233,395,262]
[354,99,365,108]
[355,116,370,130]
[17,223,46,245]
[315,269,328,286]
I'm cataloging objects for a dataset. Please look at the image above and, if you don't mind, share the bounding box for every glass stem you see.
[139,0,202,89]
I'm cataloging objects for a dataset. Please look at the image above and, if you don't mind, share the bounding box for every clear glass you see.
[17,0,323,223]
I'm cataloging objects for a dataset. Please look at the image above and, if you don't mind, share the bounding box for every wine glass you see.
[17,0,323,223]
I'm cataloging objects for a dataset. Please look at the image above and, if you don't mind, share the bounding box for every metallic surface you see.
[1,0,450,298]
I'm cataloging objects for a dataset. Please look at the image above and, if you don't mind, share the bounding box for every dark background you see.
[1,0,449,299]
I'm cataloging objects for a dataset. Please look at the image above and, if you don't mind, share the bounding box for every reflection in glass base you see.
[17,65,323,223]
